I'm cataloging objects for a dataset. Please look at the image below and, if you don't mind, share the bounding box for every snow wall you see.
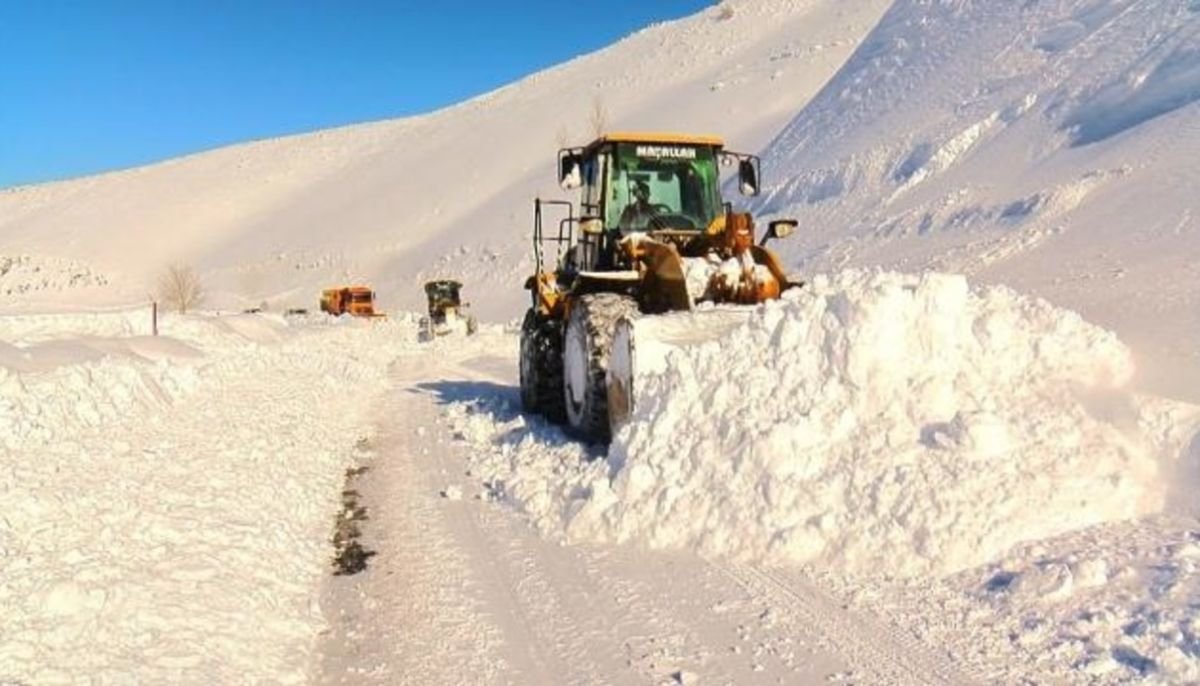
[458,270,1199,578]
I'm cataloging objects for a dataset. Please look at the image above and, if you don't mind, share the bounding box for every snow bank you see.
[0,312,298,449]
[0,336,204,449]
[453,271,1197,578]
[0,308,154,344]
[0,313,409,683]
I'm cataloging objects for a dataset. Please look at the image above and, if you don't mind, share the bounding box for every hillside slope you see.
[0,0,889,316]
[752,0,1200,400]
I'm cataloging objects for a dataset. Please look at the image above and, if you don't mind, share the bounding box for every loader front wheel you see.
[606,316,637,436]
[563,293,640,443]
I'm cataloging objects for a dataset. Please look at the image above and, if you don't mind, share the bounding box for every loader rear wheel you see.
[519,309,566,423]
[563,293,640,443]
[539,328,566,424]
[519,311,539,411]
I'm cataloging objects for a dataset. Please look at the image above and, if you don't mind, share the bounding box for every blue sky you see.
[0,1,712,189]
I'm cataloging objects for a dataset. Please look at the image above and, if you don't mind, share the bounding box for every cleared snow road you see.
[315,339,973,685]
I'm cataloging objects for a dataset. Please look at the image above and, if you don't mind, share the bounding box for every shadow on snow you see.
[413,379,603,458]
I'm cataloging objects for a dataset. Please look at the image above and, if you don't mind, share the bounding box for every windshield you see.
[606,143,720,232]
[426,282,461,304]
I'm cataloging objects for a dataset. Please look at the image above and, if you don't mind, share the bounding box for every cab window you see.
[606,143,720,232]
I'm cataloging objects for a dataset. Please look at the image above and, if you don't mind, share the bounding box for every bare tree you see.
[588,95,609,138]
[157,264,205,314]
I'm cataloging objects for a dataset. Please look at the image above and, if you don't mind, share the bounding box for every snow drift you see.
[0,312,408,683]
[453,271,1198,578]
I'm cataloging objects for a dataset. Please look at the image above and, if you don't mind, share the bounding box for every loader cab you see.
[559,133,761,270]
[423,279,463,317]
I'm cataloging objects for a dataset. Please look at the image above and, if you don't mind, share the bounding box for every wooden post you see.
[152,301,158,336]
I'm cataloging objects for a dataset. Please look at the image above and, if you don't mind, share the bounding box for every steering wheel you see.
[646,209,696,232]
[650,203,673,214]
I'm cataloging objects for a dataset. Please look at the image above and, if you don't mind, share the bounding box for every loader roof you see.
[323,285,373,293]
[586,131,725,150]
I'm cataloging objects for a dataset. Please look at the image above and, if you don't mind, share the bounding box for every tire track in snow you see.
[316,360,513,684]
[721,562,977,686]
[446,488,605,683]
[412,353,732,684]
[429,348,875,682]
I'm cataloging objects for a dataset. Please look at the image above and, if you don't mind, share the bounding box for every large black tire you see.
[538,321,567,424]
[519,309,566,423]
[519,310,541,412]
[563,293,640,443]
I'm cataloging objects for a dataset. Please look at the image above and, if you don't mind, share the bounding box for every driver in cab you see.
[619,180,658,230]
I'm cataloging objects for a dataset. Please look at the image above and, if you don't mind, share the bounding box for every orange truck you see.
[320,286,382,317]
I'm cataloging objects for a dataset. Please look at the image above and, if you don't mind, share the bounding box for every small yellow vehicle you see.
[320,286,383,317]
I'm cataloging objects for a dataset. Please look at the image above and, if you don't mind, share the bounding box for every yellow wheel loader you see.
[520,132,801,443]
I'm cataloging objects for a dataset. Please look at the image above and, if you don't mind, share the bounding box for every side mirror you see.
[760,219,798,246]
[559,153,583,190]
[769,219,797,239]
[738,158,760,196]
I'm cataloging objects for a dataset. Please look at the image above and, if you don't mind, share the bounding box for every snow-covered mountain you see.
[753,0,1200,401]
[0,0,890,316]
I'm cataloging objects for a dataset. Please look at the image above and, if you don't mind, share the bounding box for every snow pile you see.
[0,336,203,449]
[594,270,1188,576]
[0,308,154,343]
[0,311,303,449]
[453,271,1196,578]
[0,314,410,683]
